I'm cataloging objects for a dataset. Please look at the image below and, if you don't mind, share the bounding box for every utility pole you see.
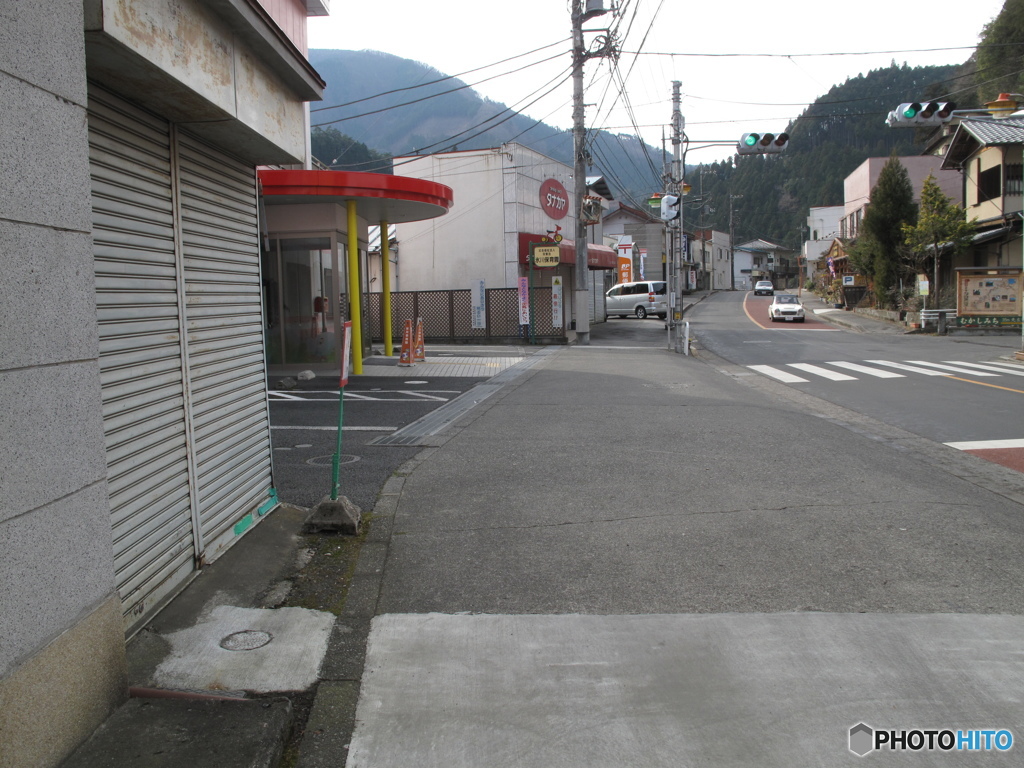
[729,194,742,291]
[571,0,612,345]
[670,81,685,353]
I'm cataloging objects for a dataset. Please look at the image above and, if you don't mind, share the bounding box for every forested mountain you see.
[308,0,1021,250]
[308,48,663,201]
[695,61,968,249]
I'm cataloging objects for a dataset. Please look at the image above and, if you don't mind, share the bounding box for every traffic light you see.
[885,101,956,127]
[737,133,790,155]
[660,194,680,221]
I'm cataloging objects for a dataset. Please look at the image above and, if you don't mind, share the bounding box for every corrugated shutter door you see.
[176,132,275,558]
[89,86,196,627]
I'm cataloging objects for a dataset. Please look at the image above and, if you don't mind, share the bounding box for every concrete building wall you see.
[843,156,962,238]
[83,0,314,165]
[1,2,322,765]
[0,4,127,767]
[397,150,507,290]
[396,145,578,292]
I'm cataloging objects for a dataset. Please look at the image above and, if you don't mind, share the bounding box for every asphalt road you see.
[692,290,1024,454]
[268,373,490,510]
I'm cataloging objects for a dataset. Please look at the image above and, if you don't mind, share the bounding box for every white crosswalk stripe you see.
[903,360,999,376]
[786,363,856,381]
[747,364,808,383]
[943,361,1024,377]
[864,360,952,376]
[826,361,905,378]
[746,359,1022,384]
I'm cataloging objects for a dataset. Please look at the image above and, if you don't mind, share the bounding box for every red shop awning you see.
[517,233,616,270]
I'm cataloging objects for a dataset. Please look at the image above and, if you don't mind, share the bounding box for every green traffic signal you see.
[743,133,759,147]
[902,102,922,119]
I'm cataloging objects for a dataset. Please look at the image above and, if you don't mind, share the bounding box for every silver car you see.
[606,281,668,319]
[768,293,805,322]
[753,280,774,296]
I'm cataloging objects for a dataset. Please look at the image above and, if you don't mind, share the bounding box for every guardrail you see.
[919,309,956,330]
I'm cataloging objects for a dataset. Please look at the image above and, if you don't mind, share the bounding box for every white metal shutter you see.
[89,86,197,628]
[176,132,276,560]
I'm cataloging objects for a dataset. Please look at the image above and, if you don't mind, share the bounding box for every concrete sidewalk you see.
[64,298,1024,767]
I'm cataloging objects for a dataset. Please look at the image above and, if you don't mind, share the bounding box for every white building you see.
[394,144,616,329]
[804,206,844,283]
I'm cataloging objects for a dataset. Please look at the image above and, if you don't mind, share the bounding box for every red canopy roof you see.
[259,169,453,223]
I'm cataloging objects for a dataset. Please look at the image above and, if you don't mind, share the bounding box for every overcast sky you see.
[309,0,1006,166]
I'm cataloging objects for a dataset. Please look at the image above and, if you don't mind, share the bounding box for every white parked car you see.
[753,280,775,296]
[768,293,805,322]
[605,280,668,319]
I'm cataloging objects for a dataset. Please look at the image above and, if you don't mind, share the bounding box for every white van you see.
[605,280,668,319]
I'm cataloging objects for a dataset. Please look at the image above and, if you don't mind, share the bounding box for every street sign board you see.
[532,245,560,267]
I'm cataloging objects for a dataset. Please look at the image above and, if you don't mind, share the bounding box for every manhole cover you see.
[306,454,360,467]
[220,630,272,651]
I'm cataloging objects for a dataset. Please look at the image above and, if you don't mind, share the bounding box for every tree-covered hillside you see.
[694,62,963,250]
[307,0,1024,246]
[307,49,664,203]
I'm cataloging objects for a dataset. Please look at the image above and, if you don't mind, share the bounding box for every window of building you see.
[1005,163,1022,197]
[978,162,1002,203]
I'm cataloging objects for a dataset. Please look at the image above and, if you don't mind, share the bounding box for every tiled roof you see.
[943,116,1024,168]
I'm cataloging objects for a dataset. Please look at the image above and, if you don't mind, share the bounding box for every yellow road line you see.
[945,375,1024,395]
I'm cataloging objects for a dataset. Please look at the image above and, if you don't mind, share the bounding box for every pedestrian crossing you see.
[746,359,1024,384]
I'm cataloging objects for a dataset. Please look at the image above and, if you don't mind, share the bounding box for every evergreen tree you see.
[311,127,393,173]
[902,175,977,306]
[975,0,1024,102]
[858,155,916,307]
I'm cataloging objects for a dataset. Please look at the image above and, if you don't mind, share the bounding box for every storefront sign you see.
[539,178,569,220]
[532,245,560,267]
[471,279,486,329]
[552,276,563,328]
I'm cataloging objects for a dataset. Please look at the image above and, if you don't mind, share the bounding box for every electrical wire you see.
[312,49,569,127]
[310,37,570,113]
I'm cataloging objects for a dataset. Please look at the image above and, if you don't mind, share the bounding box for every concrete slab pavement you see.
[340,337,1024,766]
[350,613,1024,767]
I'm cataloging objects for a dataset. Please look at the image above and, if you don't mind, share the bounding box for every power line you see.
[312,50,568,127]
[310,38,569,113]
[621,45,988,59]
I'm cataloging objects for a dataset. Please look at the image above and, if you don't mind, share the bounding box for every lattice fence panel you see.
[417,291,454,341]
[365,293,381,339]
[487,288,523,339]
[451,290,488,340]
[389,293,416,342]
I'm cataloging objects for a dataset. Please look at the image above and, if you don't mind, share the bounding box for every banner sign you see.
[471,279,486,329]
[518,276,530,325]
[339,321,352,386]
[617,238,633,284]
[552,276,563,328]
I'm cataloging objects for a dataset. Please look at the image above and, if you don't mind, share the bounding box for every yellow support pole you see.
[347,200,363,375]
[380,219,394,356]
